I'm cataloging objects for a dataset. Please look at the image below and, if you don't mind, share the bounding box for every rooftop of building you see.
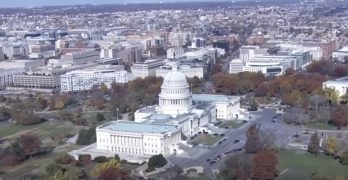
[324,76,348,83]
[98,120,178,134]
[336,46,348,53]
[192,94,240,102]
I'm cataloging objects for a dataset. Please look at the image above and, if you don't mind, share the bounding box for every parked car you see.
[234,140,240,143]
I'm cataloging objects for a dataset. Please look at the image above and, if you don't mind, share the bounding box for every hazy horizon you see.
[0,0,234,8]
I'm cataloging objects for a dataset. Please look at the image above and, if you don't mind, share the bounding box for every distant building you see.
[191,37,206,48]
[0,68,23,90]
[0,47,4,61]
[156,62,204,79]
[61,49,100,65]
[60,65,129,92]
[322,76,348,96]
[131,59,164,79]
[332,46,348,62]
[167,47,185,59]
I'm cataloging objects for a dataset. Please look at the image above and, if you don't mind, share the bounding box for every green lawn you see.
[0,121,77,138]
[0,123,38,137]
[82,111,113,126]
[219,120,246,129]
[306,122,348,130]
[189,174,209,180]
[190,134,222,145]
[278,150,348,179]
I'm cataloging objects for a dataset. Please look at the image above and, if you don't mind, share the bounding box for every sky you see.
[0,0,211,8]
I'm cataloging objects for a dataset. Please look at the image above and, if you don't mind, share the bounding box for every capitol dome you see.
[158,67,192,117]
[162,70,189,88]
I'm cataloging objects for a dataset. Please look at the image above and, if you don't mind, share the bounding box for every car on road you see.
[206,159,211,162]
[234,140,240,143]
[209,160,216,165]
[271,119,276,123]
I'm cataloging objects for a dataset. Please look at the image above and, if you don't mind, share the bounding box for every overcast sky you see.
[1,0,211,7]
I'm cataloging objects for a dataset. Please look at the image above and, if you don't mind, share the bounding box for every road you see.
[168,108,300,179]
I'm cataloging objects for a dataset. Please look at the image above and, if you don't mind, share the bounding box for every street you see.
[168,108,300,179]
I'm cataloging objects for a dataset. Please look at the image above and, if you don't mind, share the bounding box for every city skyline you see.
[0,0,227,8]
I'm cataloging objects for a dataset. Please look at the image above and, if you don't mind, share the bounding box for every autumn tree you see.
[219,153,252,180]
[49,168,85,180]
[251,151,278,180]
[283,107,309,127]
[323,88,340,105]
[308,132,320,156]
[324,137,338,156]
[89,89,107,109]
[92,158,121,177]
[10,98,40,125]
[331,105,348,129]
[78,154,92,166]
[18,134,41,155]
[98,167,132,180]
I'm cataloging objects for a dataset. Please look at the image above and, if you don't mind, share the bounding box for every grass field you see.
[190,134,222,145]
[278,150,348,179]
[219,120,246,129]
[305,122,348,130]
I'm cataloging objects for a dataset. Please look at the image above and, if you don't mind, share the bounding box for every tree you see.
[98,167,131,180]
[308,132,320,156]
[339,151,348,165]
[283,107,309,127]
[251,151,278,180]
[322,88,340,105]
[331,105,348,129]
[76,127,96,145]
[96,113,106,122]
[219,153,252,180]
[92,158,121,177]
[18,134,41,155]
[46,163,63,175]
[324,137,338,156]
[49,168,85,180]
[10,98,40,125]
[249,99,258,111]
[78,154,92,166]
[55,154,73,165]
[147,154,167,169]
[94,156,108,163]
[245,124,263,154]
[100,83,108,94]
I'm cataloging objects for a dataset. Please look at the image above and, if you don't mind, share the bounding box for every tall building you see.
[0,47,4,61]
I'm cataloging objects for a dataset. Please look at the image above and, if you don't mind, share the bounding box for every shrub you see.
[55,154,73,165]
[94,156,108,163]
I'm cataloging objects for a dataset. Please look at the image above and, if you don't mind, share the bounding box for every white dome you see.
[162,70,189,88]
[158,69,192,118]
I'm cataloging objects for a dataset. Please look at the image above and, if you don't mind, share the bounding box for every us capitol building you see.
[71,67,241,162]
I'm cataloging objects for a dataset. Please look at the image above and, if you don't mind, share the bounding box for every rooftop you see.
[192,94,240,102]
[98,120,178,134]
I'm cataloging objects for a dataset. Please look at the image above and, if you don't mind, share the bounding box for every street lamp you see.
[116,107,119,120]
